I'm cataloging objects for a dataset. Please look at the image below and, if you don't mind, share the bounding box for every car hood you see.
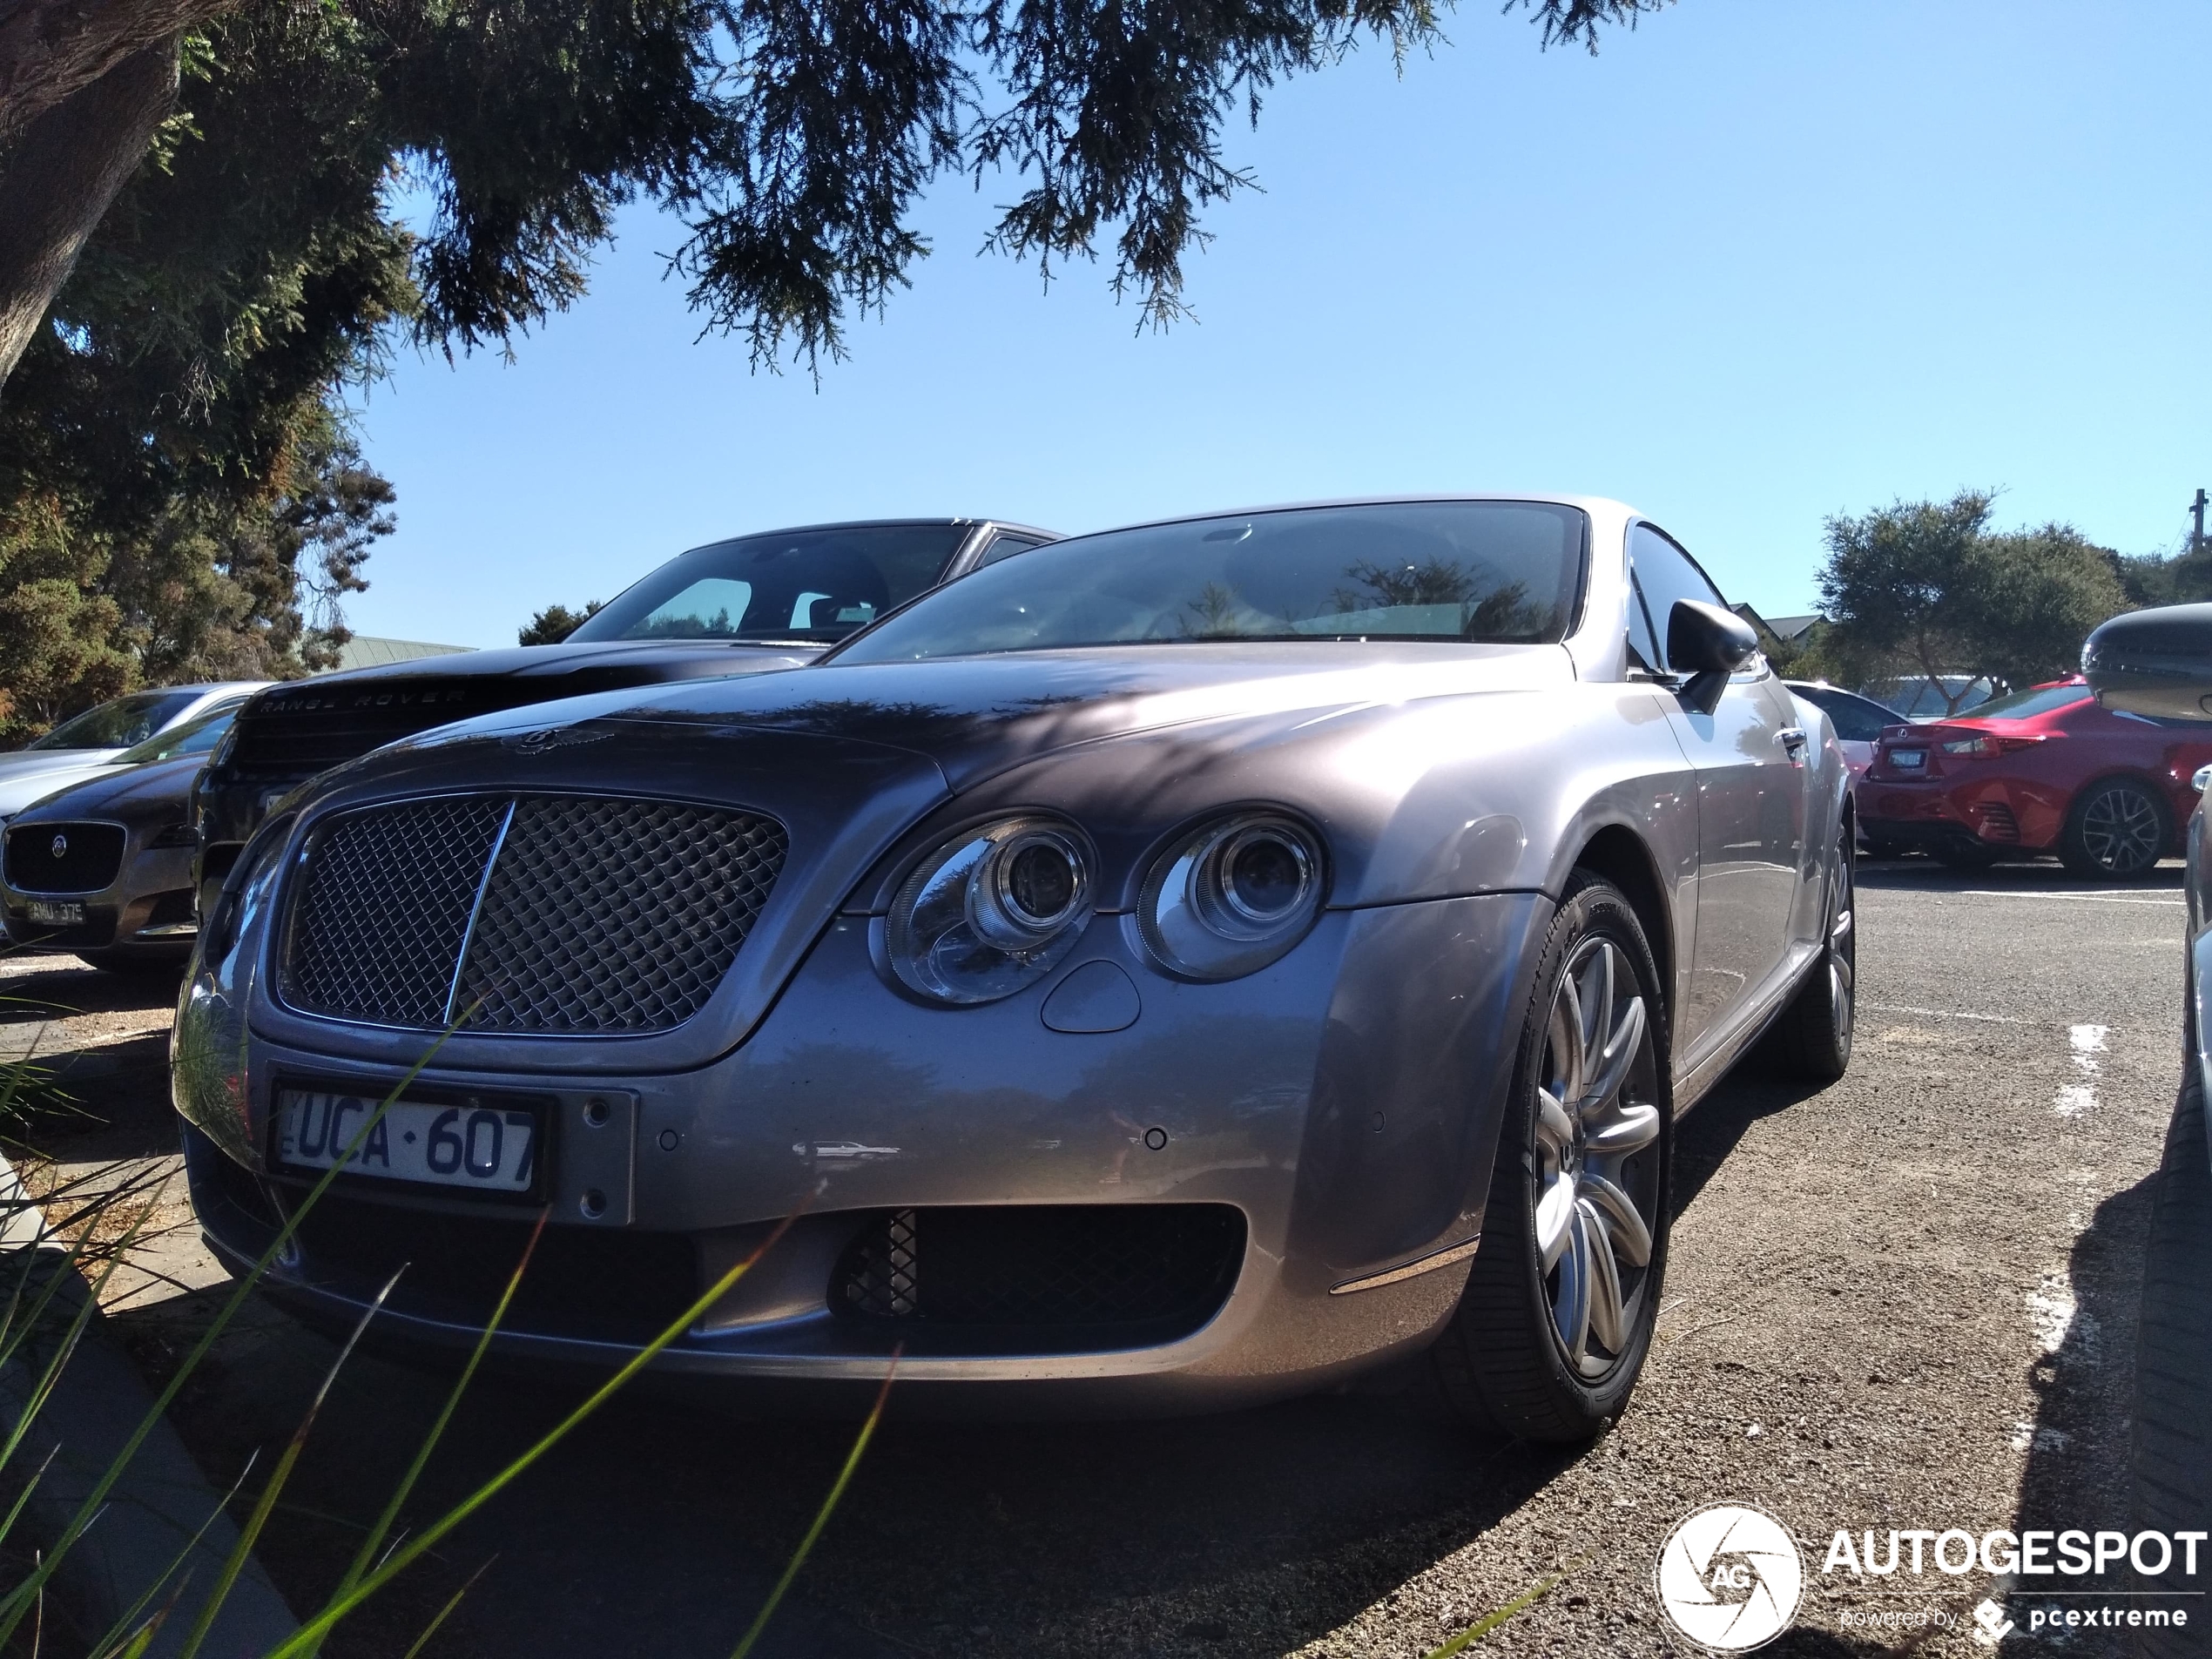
[11,753,205,826]
[0,755,124,816]
[402,642,1579,791]
[266,637,824,693]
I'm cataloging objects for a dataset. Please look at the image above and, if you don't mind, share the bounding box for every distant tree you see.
[1814,492,1994,716]
[1973,523,2128,690]
[0,412,391,740]
[519,600,605,646]
[1813,492,2125,716]
[2112,539,2212,608]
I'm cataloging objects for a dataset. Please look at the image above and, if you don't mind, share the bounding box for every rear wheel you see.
[2060,778,2169,880]
[1431,875,1669,1441]
[2129,1077,2212,1658]
[1769,833,1856,1082]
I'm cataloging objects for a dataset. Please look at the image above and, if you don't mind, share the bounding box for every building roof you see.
[327,636,475,672]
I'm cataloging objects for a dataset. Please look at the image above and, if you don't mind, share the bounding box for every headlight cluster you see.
[1138,813,1325,981]
[884,809,1326,1005]
[200,813,294,966]
[886,818,1096,1004]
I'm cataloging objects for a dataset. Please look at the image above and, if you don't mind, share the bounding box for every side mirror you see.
[1665,602,1759,714]
[2082,604,2212,722]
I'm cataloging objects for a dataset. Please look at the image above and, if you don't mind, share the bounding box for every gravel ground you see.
[0,855,2188,1658]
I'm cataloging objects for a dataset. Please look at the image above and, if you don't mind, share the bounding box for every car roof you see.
[1048,494,1631,542]
[675,517,1060,555]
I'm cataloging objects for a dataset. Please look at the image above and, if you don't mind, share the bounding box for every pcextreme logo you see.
[1655,1503,1805,1652]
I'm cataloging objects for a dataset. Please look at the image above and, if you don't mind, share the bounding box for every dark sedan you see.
[192,517,1055,912]
[3,705,239,969]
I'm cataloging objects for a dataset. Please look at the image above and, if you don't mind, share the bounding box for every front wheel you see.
[1431,875,1670,1441]
[1768,832,1855,1082]
[2060,778,2169,880]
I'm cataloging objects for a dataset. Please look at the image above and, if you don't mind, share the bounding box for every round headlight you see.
[885,817,1096,1004]
[1139,813,1325,981]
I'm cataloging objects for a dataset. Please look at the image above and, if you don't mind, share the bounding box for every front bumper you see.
[175,892,1552,1409]
[3,845,199,955]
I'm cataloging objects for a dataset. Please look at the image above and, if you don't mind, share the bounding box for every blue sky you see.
[344,0,2212,648]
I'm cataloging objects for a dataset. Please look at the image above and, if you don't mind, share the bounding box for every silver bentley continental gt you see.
[172,496,1857,1439]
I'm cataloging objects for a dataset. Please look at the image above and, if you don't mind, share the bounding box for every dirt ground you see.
[0,854,2189,1658]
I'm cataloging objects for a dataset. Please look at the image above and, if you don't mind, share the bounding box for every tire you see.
[1430,873,1670,1441]
[1769,832,1856,1082]
[2130,1076,2212,1659]
[2060,777,2171,880]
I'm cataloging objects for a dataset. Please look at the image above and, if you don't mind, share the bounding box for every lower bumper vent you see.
[283,1191,700,1343]
[833,1204,1244,1335]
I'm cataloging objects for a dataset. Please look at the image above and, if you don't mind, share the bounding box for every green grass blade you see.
[1419,1558,1579,1658]
[0,1014,478,1646]
[396,1556,494,1659]
[266,1199,816,1658]
[84,1454,262,1659]
[729,1348,900,1659]
[325,1211,550,1630]
[173,1268,403,1659]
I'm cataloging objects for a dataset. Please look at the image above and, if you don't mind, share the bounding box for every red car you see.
[1860,678,2212,877]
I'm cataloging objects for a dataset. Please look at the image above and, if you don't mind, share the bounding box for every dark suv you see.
[192,517,1055,913]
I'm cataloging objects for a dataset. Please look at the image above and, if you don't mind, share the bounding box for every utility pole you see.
[2194,488,2207,555]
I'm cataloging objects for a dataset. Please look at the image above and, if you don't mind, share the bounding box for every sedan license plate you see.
[1889,749,1926,772]
[26,900,84,927]
[276,1089,540,1195]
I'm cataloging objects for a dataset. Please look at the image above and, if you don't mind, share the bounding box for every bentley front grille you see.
[280,794,787,1034]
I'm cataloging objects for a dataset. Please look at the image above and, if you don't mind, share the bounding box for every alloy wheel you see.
[2080,784,2162,875]
[1533,936,1662,1379]
[1828,850,1856,1046]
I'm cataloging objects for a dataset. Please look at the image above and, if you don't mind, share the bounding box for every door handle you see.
[1779,727,1808,764]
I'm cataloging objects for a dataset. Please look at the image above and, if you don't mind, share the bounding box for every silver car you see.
[173,496,1855,1438]
[0,682,265,825]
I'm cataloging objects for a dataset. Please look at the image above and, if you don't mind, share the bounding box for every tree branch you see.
[0,32,180,388]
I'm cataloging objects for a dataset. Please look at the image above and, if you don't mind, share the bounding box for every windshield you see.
[1964,682,2091,721]
[112,705,238,765]
[26,690,201,751]
[833,502,1588,663]
[568,523,970,644]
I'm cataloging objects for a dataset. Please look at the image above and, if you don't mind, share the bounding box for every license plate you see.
[27,900,84,927]
[275,1089,540,1194]
[1890,750,1926,772]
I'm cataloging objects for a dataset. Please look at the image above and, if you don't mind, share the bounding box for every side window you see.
[1629,524,1728,675]
[1626,575,1662,674]
[974,533,1047,570]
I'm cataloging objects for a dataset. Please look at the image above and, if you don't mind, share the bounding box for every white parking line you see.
[1957,889,2183,907]
[1864,1002,2026,1025]
[2054,1024,2107,1118]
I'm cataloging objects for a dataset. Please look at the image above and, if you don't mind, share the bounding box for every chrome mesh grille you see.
[280,795,786,1034]
[283,798,508,1028]
[455,798,786,1033]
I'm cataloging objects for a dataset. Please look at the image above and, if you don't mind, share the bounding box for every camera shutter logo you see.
[1655,1502,1804,1650]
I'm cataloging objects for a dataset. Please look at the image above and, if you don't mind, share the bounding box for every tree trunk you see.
[0,34,178,393]
[0,0,223,140]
